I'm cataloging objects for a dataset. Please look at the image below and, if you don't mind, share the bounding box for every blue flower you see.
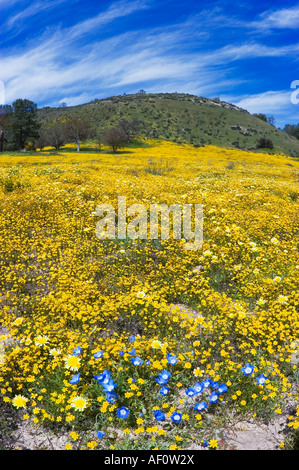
[185,387,197,397]
[155,370,171,385]
[97,431,105,439]
[153,410,165,421]
[193,382,203,394]
[159,386,169,396]
[202,378,211,388]
[170,412,182,423]
[128,348,136,355]
[194,401,208,411]
[145,360,151,365]
[94,370,111,384]
[93,350,103,359]
[101,379,117,393]
[117,406,130,419]
[106,391,119,403]
[131,356,144,366]
[241,363,255,375]
[129,335,136,342]
[209,391,219,403]
[69,373,80,385]
[119,350,125,356]
[167,353,179,365]
[201,440,209,447]
[256,374,268,385]
[211,381,219,389]
[73,346,81,356]
[218,384,228,394]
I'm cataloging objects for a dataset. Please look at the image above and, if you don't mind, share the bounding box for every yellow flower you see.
[64,355,81,371]
[12,395,28,409]
[87,441,98,449]
[209,439,218,449]
[277,295,288,304]
[65,444,72,450]
[151,339,162,349]
[71,395,88,411]
[136,291,146,299]
[34,335,49,346]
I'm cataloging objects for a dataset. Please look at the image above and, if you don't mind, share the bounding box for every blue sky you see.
[1,0,299,127]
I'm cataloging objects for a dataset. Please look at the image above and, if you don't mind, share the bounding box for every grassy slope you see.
[37,93,299,157]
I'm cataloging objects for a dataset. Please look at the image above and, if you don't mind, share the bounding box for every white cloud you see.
[6,0,69,30]
[221,89,299,127]
[255,6,299,30]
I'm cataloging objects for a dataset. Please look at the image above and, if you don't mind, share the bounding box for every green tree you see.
[11,99,40,150]
[284,123,299,140]
[0,105,13,152]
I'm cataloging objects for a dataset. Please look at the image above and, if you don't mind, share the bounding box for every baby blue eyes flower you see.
[119,350,125,356]
[145,360,151,365]
[241,363,255,375]
[94,370,111,384]
[167,353,179,365]
[97,431,105,439]
[194,401,208,411]
[209,391,219,403]
[170,412,182,423]
[117,406,130,419]
[211,381,219,389]
[131,356,144,366]
[155,370,171,385]
[194,382,203,393]
[101,379,117,393]
[93,350,103,359]
[128,348,136,355]
[129,335,136,342]
[153,410,165,421]
[159,386,169,396]
[202,378,211,388]
[256,374,268,385]
[218,384,228,394]
[106,391,119,403]
[69,373,80,384]
[185,387,197,397]
[73,346,81,356]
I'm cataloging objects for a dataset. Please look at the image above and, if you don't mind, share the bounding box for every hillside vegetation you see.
[37,93,299,157]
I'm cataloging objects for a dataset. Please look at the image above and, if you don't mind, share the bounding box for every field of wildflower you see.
[0,139,299,450]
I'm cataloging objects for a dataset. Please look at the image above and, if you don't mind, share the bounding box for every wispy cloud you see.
[6,0,69,30]
[1,0,298,125]
[253,5,299,30]
[220,90,299,127]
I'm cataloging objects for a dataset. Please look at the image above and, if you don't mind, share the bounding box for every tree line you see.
[0,98,139,153]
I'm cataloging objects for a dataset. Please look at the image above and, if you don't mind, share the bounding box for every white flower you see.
[34,335,49,346]
[136,290,146,299]
[277,295,288,304]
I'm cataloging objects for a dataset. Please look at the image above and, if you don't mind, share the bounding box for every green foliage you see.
[11,99,40,150]
[36,93,299,157]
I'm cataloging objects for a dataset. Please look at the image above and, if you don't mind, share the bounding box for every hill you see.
[37,92,299,157]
